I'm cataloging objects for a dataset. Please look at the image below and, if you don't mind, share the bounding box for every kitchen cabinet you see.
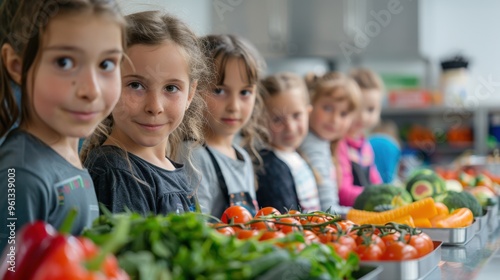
[210,0,427,56]
[211,0,292,57]
[358,0,421,60]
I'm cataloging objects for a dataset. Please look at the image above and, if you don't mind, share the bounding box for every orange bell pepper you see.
[435,208,474,228]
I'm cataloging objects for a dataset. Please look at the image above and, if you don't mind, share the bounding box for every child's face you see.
[309,95,354,141]
[111,42,194,148]
[348,89,382,137]
[27,14,122,138]
[265,88,311,152]
[204,58,256,140]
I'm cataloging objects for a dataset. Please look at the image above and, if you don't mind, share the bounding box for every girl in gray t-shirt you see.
[183,35,267,219]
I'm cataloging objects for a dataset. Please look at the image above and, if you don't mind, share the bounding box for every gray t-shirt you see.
[184,143,257,219]
[0,129,99,252]
[84,146,194,216]
[299,131,350,215]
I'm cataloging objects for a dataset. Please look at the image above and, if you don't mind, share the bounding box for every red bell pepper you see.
[30,235,129,280]
[0,218,129,280]
[0,221,57,280]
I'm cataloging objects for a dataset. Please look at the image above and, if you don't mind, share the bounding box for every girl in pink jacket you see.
[337,68,384,206]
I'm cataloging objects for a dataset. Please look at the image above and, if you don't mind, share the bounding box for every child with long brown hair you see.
[81,11,209,215]
[181,34,266,218]
[0,0,126,251]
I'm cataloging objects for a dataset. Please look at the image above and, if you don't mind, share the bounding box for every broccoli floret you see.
[460,191,483,217]
[353,184,413,211]
[434,191,483,217]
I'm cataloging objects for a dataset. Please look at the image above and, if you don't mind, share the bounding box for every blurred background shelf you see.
[381,105,500,165]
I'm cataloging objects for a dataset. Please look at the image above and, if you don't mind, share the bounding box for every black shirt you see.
[256,149,300,213]
[84,146,194,216]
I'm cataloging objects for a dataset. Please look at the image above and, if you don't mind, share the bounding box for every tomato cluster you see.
[211,206,434,261]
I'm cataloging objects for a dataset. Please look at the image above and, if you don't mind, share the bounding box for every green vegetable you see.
[433,191,483,217]
[406,169,446,201]
[353,184,413,211]
[445,180,463,192]
[467,187,498,207]
[83,212,359,280]
[373,204,394,212]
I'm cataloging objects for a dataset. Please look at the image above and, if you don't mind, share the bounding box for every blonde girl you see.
[0,0,125,252]
[256,72,320,213]
[300,72,361,214]
[338,68,384,206]
[182,34,266,218]
[81,11,209,215]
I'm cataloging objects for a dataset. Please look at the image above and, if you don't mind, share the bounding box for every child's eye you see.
[127,82,145,90]
[323,105,333,112]
[56,57,74,70]
[340,111,349,117]
[213,88,224,95]
[100,59,116,72]
[271,116,282,124]
[241,90,252,96]
[367,107,375,113]
[165,85,179,93]
[292,112,302,119]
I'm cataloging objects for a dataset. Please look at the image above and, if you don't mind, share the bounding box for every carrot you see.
[414,218,432,228]
[435,208,474,228]
[360,197,437,225]
[434,202,449,215]
[346,209,378,224]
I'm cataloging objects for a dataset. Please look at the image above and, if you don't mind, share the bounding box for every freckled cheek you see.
[111,98,136,120]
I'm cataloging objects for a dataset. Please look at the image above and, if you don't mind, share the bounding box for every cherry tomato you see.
[336,235,357,251]
[300,219,310,227]
[277,217,302,234]
[317,227,337,243]
[405,233,434,257]
[356,234,386,253]
[259,230,286,241]
[230,225,245,232]
[287,209,302,219]
[236,229,259,240]
[303,230,320,244]
[336,220,355,232]
[308,215,328,225]
[255,207,281,218]
[211,223,235,236]
[382,241,419,260]
[356,243,383,261]
[327,242,351,259]
[221,205,253,224]
[381,232,401,247]
[250,221,276,231]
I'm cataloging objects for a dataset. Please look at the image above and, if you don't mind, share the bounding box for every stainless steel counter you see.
[439,216,500,280]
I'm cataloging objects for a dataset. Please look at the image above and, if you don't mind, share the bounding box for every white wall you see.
[420,0,500,105]
[117,0,212,36]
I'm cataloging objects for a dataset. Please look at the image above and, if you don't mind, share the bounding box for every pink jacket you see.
[336,137,382,206]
